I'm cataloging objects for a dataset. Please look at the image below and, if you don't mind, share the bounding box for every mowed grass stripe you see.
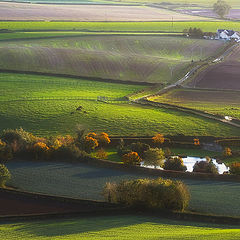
[0,215,240,240]
[3,21,240,33]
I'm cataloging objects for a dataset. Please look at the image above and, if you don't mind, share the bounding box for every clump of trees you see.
[122,152,141,165]
[213,0,231,19]
[143,148,165,168]
[0,128,111,162]
[163,156,187,172]
[193,157,218,174]
[103,178,190,211]
[183,28,204,38]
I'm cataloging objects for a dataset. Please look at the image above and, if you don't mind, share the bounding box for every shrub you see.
[103,178,190,211]
[0,164,11,187]
[122,152,141,165]
[143,148,165,168]
[229,163,240,175]
[1,128,38,152]
[52,144,87,161]
[96,148,108,159]
[193,158,218,174]
[87,132,97,139]
[223,147,232,157]
[152,133,164,146]
[32,142,50,160]
[97,132,111,146]
[0,139,12,162]
[164,147,172,157]
[130,142,150,158]
[163,157,187,172]
[194,138,200,146]
[82,136,98,153]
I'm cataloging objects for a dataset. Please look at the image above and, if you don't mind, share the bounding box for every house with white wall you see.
[216,29,240,41]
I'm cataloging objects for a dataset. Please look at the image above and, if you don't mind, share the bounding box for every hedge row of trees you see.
[0,128,111,163]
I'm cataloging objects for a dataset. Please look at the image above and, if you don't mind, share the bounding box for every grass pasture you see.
[6,160,240,217]
[3,21,240,33]
[1,72,240,137]
[150,89,240,120]
[0,35,225,84]
[1,215,240,240]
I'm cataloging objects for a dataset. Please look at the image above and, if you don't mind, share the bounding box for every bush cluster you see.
[0,164,11,187]
[103,178,190,211]
[0,128,111,162]
[193,158,218,174]
[163,157,187,172]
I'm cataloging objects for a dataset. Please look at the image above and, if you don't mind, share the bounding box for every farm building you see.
[215,29,240,41]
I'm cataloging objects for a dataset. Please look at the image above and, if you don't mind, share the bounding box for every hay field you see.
[150,89,240,120]
[1,215,239,240]
[0,36,225,84]
[0,2,209,21]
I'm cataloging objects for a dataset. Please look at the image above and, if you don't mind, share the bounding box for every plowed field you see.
[190,45,240,90]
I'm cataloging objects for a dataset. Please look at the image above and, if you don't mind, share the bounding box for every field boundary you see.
[0,69,153,86]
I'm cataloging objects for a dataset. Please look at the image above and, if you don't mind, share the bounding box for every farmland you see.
[1,72,240,136]
[0,35,225,84]
[0,2,209,21]
[150,89,240,120]
[6,160,240,217]
[1,215,240,240]
[189,44,240,91]
[3,21,240,33]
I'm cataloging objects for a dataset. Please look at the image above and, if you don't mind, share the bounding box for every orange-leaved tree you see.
[152,134,165,146]
[97,132,111,146]
[122,152,141,165]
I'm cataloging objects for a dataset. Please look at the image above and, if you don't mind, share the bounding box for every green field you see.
[0,31,182,41]
[4,21,240,33]
[1,73,240,137]
[150,89,240,120]
[6,160,240,216]
[0,215,240,240]
[0,35,225,84]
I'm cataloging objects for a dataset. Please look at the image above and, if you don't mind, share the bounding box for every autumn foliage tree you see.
[32,142,50,160]
[152,134,165,146]
[223,147,232,157]
[97,132,111,146]
[122,152,141,165]
[83,136,98,153]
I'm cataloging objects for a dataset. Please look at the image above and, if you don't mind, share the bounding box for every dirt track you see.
[191,44,240,90]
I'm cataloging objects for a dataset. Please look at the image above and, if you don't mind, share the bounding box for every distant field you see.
[0,2,209,21]
[6,160,240,216]
[0,35,225,84]
[4,21,240,33]
[1,215,240,240]
[150,89,240,120]
[1,72,240,137]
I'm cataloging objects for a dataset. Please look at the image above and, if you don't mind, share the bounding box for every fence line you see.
[0,96,130,104]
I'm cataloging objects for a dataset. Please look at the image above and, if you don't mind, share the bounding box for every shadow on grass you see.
[11,214,240,238]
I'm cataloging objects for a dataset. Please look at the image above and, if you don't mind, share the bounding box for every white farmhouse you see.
[216,29,240,41]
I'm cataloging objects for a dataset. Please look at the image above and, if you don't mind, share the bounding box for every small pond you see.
[141,157,229,174]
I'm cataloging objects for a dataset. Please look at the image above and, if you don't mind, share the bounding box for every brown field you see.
[150,88,240,119]
[190,45,240,90]
[0,2,209,21]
